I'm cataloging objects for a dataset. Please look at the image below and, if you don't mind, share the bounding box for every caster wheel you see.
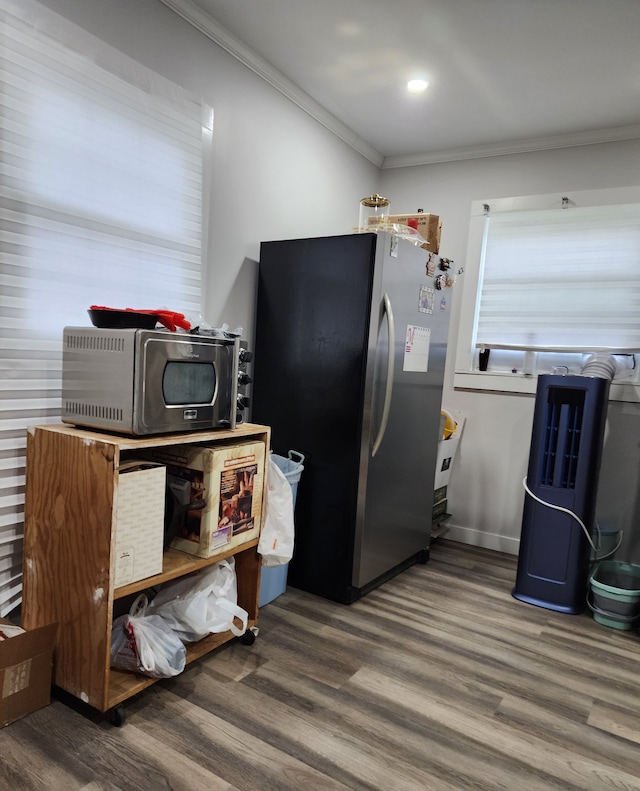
[107,705,126,727]
[241,626,259,645]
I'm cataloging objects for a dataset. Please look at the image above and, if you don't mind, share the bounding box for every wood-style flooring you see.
[1,539,639,791]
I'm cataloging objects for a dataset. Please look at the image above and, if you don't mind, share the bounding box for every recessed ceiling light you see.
[407,79,429,93]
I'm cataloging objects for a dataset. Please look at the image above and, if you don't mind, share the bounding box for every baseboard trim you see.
[441,523,520,556]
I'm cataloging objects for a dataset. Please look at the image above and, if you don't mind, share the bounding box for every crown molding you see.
[159,0,640,171]
[382,123,640,169]
[158,0,384,167]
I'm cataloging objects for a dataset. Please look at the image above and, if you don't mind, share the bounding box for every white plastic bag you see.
[147,558,248,642]
[258,457,294,567]
[110,595,186,678]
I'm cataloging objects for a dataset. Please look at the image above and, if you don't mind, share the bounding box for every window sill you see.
[453,371,640,402]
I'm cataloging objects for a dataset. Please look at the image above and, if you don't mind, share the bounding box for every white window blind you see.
[0,0,208,616]
[477,204,640,351]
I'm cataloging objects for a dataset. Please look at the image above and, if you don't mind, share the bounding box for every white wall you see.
[381,139,640,560]
[36,0,380,346]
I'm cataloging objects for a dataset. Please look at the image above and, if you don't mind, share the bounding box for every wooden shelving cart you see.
[22,422,270,724]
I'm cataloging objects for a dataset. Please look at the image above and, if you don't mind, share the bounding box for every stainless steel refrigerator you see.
[251,232,451,603]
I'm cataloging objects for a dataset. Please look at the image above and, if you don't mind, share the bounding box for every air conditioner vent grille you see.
[541,387,585,489]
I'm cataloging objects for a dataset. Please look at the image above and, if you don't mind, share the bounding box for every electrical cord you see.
[522,476,598,553]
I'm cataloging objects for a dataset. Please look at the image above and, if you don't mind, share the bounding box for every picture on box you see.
[219,462,257,535]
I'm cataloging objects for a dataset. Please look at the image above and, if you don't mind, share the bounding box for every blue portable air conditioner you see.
[512,370,611,614]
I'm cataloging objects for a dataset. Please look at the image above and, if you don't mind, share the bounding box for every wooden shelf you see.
[22,422,270,715]
[106,617,258,709]
[114,539,260,600]
[32,421,270,450]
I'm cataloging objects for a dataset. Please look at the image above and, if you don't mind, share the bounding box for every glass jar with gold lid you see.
[358,194,390,232]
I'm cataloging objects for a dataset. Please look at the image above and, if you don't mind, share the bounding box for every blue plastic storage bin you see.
[259,451,304,607]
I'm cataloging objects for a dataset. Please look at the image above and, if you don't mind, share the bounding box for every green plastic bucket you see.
[589,561,640,629]
[587,602,640,631]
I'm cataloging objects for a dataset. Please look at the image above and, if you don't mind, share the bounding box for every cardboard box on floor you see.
[0,617,57,728]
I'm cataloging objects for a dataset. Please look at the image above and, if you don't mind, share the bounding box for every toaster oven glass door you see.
[137,335,226,433]
[162,361,216,405]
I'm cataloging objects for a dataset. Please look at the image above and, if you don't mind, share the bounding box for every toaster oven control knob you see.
[237,393,250,411]
[237,372,253,386]
[239,348,253,363]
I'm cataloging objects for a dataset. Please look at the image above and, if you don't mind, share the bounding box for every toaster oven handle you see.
[372,292,395,458]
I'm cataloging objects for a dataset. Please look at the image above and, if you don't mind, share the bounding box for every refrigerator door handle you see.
[372,292,395,457]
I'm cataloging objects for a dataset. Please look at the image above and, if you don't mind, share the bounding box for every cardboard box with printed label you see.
[434,438,459,490]
[370,212,441,253]
[113,461,166,588]
[434,410,465,489]
[140,441,266,559]
[0,617,57,728]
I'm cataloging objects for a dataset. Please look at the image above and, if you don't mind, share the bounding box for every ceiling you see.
[161,0,640,168]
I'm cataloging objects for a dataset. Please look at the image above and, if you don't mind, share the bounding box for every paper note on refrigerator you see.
[404,325,430,372]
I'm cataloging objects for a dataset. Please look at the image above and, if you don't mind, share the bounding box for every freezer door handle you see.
[372,292,395,457]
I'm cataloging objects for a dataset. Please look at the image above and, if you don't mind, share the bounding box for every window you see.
[0,0,211,615]
[455,187,640,399]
